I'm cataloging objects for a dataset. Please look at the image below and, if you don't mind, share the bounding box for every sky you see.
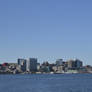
[0,0,92,65]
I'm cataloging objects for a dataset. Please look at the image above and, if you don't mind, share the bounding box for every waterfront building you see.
[8,63,18,70]
[42,61,49,66]
[37,63,40,71]
[67,60,75,68]
[57,65,65,73]
[75,59,83,68]
[52,65,65,73]
[17,59,27,72]
[26,58,37,72]
[84,65,92,73]
[40,66,50,72]
[52,66,58,72]
[67,59,83,69]
[56,59,63,66]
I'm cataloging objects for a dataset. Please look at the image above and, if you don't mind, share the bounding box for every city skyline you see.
[1,57,92,74]
[0,57,90,66]
[0,0,92,65]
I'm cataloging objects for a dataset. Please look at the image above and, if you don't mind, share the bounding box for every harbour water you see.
[0,74,92,92]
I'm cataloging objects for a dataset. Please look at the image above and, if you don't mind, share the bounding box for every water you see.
[0,74,92,92]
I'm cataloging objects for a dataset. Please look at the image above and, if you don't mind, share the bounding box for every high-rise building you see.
[26,58,37,72]
[75,59,83,68]
[67,59,83,69]
[56,59,63,66]
[17,59,27,72]
[67,60,75,68]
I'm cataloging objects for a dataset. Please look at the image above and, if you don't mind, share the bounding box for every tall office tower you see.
[17,59,27,72]
[67,60,75,68]
[56,59,63,66]
[75,59,83,68]
[26,58,37,72]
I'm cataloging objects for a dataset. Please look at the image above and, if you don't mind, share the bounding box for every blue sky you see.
[0,0,92,65]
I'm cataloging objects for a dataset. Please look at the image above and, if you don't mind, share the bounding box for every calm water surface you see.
[0,74,92,92]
